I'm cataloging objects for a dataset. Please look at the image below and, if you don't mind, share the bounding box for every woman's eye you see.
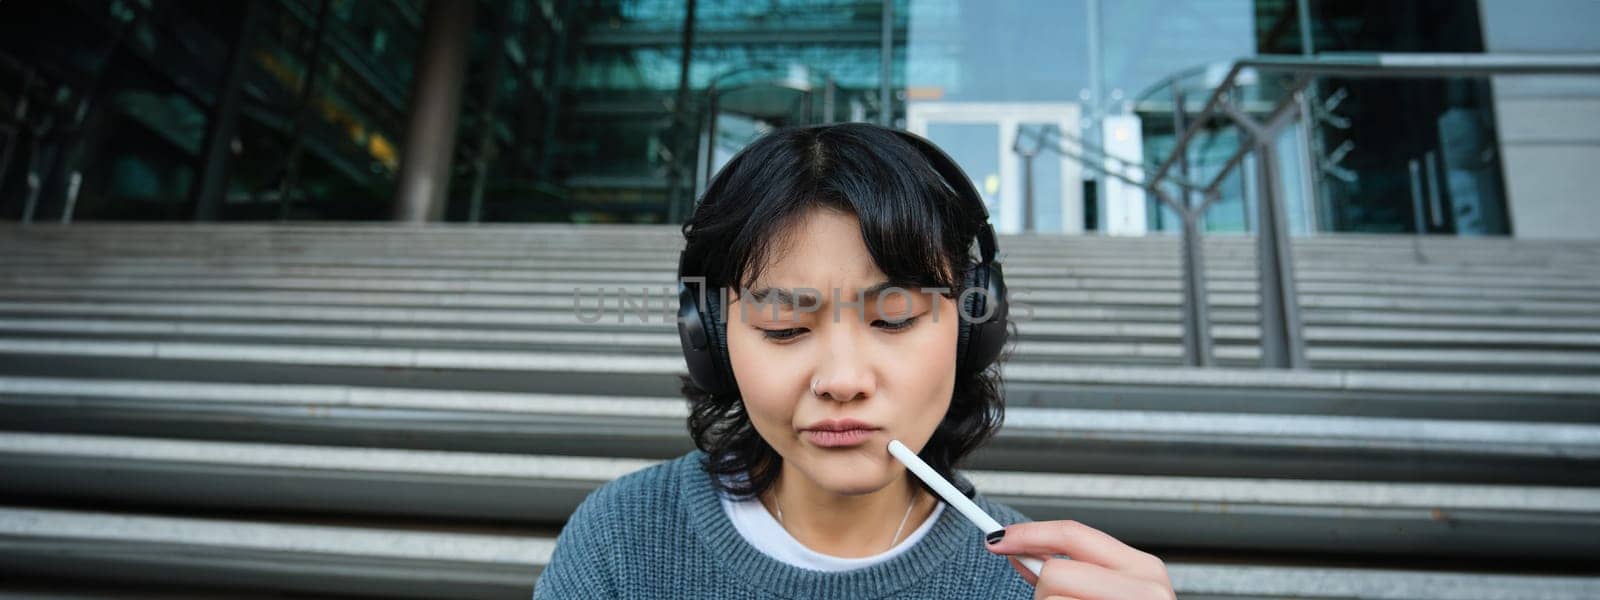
[875,316,919,331]
[763,328,807,341]
[761,316,917,341]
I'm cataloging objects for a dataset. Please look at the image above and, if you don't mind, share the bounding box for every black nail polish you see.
[986,530,1005,545]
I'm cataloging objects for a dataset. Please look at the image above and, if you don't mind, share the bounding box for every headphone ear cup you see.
[677,249,719,395]
[955,267,978,371]
[961,262,1009,372]
[701,286,738,396]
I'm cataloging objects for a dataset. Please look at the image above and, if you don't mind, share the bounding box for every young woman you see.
[533,122,1174,599]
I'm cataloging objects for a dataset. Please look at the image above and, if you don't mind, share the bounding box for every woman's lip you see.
[801,418,882,432]
[803,429,877,448]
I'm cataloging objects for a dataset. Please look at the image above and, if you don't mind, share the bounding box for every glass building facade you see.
[1,0,1595,235]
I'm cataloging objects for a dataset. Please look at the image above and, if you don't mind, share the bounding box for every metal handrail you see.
[1053,53,1600,369]
[1015,122,1220,368]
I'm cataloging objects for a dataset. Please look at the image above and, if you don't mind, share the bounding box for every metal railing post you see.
[1021,148,1036,233]
[1179,194,1215,367]
[1220,90,1309,369]
[1252,136,1306,368]
[1171,85,1212,367]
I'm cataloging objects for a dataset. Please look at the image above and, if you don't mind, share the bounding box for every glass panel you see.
[907,0,1088,103]
[1019,122,1064,234]
[925,122,1000,215]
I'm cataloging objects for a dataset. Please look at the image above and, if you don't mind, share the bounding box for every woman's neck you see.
[760,462,937,558]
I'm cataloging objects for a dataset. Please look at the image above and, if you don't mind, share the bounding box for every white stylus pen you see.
[887,439,1045,578]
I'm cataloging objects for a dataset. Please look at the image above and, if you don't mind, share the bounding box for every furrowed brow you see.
[745,280,914,307]
[747,286,820,307]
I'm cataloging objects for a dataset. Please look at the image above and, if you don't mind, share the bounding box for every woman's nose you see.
[810,321,876,401]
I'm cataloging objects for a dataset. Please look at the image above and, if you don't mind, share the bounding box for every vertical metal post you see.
[191,0,260,222]
[1423,149,1444,230]
[20,141,48,224]
[822,76,836,124]
[1171,86,1212,367]
[0,70,28,194]
[879,0,894,126]
[703,88,719,190]
[536,0,570,182]
[278,0,331,222]
[60,171,81,223]
[22,174,40,223]
[1295,0,1314,57]
[1086,0,1104,230]
[666,0,696,223]
[0,127,16,200]
[42,3,139,224]
[1294,0,1328,233]
[1173,88,1191,205]
[1021,150,1035,233]
[693,102,710,202]
[1253,141,1307,368]
[10,71,36,224]
[1293,91,1322,232]
[468,0,513,224]
[392,0,476,223]
[1408,157,1427,234]
[1179,205,1214,367]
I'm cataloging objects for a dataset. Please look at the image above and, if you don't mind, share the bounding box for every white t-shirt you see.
[717,490,946,572]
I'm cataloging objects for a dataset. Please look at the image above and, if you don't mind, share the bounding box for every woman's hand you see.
[985,520,1174,600]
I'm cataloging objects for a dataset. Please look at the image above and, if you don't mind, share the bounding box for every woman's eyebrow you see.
[745,280,911,308]
[742,286,818,309]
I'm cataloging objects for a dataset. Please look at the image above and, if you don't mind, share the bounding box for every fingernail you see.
[986,529,1005,545]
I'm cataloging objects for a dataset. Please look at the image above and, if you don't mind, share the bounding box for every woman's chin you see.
[794,453,894,495]
[819,479,890,497]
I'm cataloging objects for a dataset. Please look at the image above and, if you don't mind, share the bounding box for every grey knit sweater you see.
[531,449,1037,598]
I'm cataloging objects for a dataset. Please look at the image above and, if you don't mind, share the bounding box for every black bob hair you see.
[677,121,1018,502]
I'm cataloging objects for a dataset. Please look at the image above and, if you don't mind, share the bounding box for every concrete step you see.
[5,257,1598,291]
[2,378,1593,483]
[5,314,1598,352]
[3,332,1599,382]
[6,261,1597,299]
[0,433,649,523]
[4,297,1595,335]
[3,226,1596,259]
[0,506,552,600]
[13,257,1558,280]
[4,242,1594,264]
[3,348,1596,421]
[0,582,351,599]
[5,222,1596,253]
[993,364,1600,422]
[0,434,1597,559]
[1,504,1598,600]
[7,269,1600,299]
[3,281,1598,314]
[4,224,1598,597]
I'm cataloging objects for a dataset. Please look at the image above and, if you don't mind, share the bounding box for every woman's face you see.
[724,207,959,496]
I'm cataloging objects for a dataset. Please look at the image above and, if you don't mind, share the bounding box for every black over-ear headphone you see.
[676,127,1009,398]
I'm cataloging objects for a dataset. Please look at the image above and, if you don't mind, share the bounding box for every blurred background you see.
[0,0,1598,598]
[1,0,1595,234]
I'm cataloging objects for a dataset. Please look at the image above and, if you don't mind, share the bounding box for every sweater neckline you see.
[678,450,970,597]
[720,485,949,572]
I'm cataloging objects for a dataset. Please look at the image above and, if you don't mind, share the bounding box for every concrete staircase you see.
[0,223,1597,599]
